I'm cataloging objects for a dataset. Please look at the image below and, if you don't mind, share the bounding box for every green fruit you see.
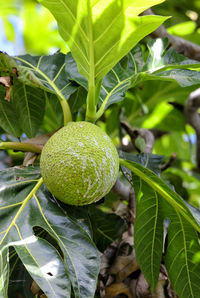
[40,121,119,205]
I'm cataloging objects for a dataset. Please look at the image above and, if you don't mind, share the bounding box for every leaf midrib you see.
[33,194,81,298]
[120,159,200,233]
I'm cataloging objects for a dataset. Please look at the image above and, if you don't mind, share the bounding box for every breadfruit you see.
[40,121,119,205]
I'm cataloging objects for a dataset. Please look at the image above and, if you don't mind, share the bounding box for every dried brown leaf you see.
[23,132,55,146]
[110,251,139,282]
[0,76,12,101]
[105,282,132,298]
[30,280,40,295]
[23,153,38,166]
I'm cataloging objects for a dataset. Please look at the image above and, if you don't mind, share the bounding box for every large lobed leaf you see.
[64,39,200,119]
[120,157,200,296]
[38,0,168,81]
[0,167,100,298]
[0,52,78,136]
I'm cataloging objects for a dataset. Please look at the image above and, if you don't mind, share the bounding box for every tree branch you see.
[160,153,177,172]
[142,8,200,61]
[120,120,154,153]
[112,177,130,201]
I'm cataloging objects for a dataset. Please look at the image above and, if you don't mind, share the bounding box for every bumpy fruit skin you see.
[40,121,119,205]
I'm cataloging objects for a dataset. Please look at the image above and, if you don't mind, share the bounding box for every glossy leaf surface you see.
[120,159,200,232]
[120,158,200,296]
[0,167,100,298]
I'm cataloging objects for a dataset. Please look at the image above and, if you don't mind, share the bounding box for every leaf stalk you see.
[0,142,43,153]
[60,97,72,125]
[86,0,96,123]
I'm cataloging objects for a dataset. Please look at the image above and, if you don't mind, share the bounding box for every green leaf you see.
[119,159,200,233]
[0,86,22,137]
[65,52,133,117]
[119,151,164,175]
[41,92,64,132]
[0,166,100,298]
[13,53,77,99]
[38,0,168,80]
[161,201,200,298]
[8,249,34,298]
[65,39,200,117]
[12,80,45,138]
[68,86,88,114]
[120,158,200,295]
[0,51,77,100]
[0,80,45,138]
[97,62,132,111]
[89,206,126,252]
[133,173,164,290]
[128,39,200,88]
[0,51,79,127]
[144,38,200,71]
[147,69,200,87]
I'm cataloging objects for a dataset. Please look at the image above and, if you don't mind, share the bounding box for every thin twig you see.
[160,153,177,172]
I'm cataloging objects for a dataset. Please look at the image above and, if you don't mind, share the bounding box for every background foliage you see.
[0,1,200,298]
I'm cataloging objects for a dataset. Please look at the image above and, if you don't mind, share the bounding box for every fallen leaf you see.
[105,282,132,298]
[110,251,139,282]
[30,280,40,295]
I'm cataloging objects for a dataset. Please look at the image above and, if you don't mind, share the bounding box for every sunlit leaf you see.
[38,0,168,80]
[8,248,34,297]
[128,39,200,88]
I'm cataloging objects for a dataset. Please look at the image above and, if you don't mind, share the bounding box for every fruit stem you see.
[0,142,43,153]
